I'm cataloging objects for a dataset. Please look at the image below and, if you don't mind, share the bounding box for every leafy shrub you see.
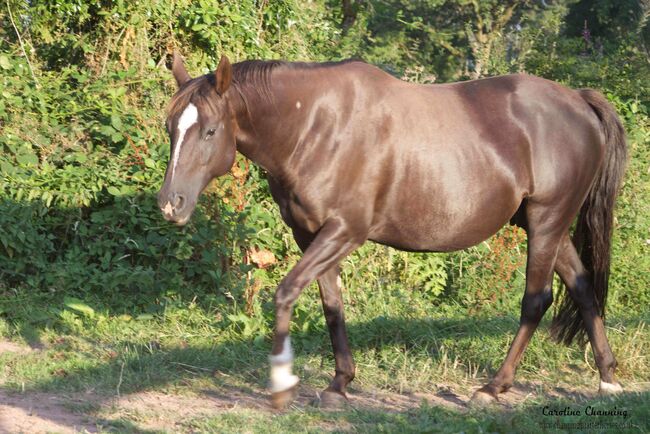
[0,0,336,317]
[0,0,647,327]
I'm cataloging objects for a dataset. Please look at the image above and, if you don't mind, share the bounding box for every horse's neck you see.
[231,71,311,184]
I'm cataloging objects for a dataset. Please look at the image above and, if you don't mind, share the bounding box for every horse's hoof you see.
[599,381,623,396]
[469,390,498,407]
[314,389,349,409]
[271,386,298,409]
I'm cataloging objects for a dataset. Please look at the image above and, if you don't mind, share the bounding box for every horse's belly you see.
[368,182,522,252]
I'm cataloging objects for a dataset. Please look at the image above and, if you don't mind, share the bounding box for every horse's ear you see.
[215,55,232,95]
[172,50,191,88]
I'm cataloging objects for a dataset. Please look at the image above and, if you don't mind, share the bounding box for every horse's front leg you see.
[269,218,361,409]
[316,265,356,408]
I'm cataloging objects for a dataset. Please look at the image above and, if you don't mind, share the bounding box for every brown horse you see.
[158,52,627,408]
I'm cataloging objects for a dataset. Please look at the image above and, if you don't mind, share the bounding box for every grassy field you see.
[1,268,648,432]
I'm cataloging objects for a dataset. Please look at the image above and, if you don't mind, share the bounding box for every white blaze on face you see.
[269,336,299,393]
[170,103,199,181]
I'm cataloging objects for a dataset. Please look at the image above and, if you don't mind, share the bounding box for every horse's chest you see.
[287,196,323,234]
[268,176,324,233]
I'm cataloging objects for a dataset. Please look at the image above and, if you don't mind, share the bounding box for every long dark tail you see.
[550,89,628,346]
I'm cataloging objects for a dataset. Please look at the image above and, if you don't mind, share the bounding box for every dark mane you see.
[231,59,287,90]
[167,59,364,120]
[231,59,361,90]
[232,59,363,105]
[231,60,288,104]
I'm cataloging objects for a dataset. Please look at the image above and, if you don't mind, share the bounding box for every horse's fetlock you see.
[596,354,617,374]
[336,365,355,382]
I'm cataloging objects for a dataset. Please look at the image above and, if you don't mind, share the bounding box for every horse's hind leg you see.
[471,204,566,405]
[554,234,621,393]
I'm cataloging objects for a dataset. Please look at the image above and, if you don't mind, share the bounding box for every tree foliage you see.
[0,0,648,322]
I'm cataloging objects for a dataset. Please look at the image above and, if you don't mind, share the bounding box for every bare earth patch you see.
[0,341,33,355]
[3,385,470,433]
[1,382,646,433]
[0,390,99,434]
[0,340,95,434]
[0,339,647,433]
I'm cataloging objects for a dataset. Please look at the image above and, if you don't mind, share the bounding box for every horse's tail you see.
[550,89,628,346]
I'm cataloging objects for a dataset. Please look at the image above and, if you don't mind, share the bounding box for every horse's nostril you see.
[172,193,185,211]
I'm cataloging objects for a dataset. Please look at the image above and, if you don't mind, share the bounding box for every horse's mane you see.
[166,59,363,120]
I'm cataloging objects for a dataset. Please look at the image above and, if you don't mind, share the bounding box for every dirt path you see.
[0,381,609,433]
[0,340,644,433]
[0,390,99,434]
[2,383,471,433]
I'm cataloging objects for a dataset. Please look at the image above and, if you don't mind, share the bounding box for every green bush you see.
[0,0,647,327]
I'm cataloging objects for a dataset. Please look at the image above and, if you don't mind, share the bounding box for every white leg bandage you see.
[269,337,299,393]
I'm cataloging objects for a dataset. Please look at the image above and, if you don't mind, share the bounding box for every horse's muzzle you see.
[158,192,191,226]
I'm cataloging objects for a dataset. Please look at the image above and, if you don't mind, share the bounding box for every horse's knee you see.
[274,283,300,312]
[323,300,344,323]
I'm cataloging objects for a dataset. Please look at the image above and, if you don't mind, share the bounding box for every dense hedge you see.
[0,1,648,323]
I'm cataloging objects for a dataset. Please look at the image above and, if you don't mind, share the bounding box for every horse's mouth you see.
[174,215,191,226]
[160,208,192,226]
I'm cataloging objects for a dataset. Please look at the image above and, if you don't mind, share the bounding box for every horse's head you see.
[158,52,236,225]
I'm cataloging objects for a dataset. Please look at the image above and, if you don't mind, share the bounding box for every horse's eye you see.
[205,128,216,139]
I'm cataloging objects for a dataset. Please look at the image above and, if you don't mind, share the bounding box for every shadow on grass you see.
[185,391,650,433]
[5,314,524,392]
[3,375,648,433]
